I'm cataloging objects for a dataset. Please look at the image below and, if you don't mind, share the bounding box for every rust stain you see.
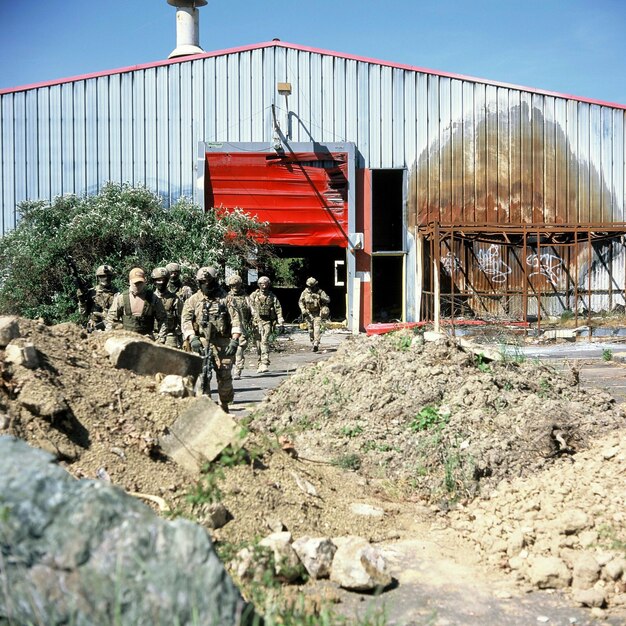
[408,100,616,230]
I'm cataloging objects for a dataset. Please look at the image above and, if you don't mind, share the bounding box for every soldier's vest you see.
[122,291,156,335]
[256,293,276,321]
[93,288,115,314]
[157,291,180,334]
[303,291,321,315]
[200,297,231,339]
[227,293,252,328]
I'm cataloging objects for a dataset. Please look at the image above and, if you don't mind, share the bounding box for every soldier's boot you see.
[313,344,319,352]
[257,363,269,373]
[220,402,230,413]
[233,367,242,380]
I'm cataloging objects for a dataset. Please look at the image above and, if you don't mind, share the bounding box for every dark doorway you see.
[372,256,404,322]
[254,246,346,323]
[372,169,404,252]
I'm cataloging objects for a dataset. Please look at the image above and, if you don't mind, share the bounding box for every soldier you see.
[249,276,284,374]
[77,264,118,332]
[166,262,193,303]
[181,267,241,412]
[105,267,167,340]
[225,274,252,379]
[151,267,183,348]
[299,277,331,352]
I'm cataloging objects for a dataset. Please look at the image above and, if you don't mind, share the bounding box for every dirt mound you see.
[0,319,395,543]
[251,331,625,504]
[0,319,192,495]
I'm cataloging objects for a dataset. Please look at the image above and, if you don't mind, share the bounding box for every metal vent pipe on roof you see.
[167,0,207,59]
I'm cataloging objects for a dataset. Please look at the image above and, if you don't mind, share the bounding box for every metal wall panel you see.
[1,43,626,239]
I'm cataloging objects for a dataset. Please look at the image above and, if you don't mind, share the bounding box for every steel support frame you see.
[420,222,626,329]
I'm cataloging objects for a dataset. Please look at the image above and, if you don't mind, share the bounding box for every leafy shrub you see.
[0,182,269,323]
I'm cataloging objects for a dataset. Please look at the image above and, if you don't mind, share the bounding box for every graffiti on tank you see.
[526,253,563,285]
[441,251,461,275]
[477,245,511,283]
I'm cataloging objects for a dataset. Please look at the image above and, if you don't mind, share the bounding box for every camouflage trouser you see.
[252,320,273,366]
[234,336,248,373]
[201,336,235,405]
[306,315,323,347]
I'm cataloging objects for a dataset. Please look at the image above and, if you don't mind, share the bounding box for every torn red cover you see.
[205,151,349,247]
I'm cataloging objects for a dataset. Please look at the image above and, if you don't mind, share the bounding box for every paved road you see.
[229,328,349,416]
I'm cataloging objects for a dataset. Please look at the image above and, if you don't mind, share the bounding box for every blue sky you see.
[1,0,625,105]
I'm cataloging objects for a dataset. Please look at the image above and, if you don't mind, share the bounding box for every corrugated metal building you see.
[2,39,626,329]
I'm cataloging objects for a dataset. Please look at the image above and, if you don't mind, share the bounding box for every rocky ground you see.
[2,317,626,624]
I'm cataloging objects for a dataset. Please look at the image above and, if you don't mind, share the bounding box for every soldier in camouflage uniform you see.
[181,267,241,412]
[249,276,284,374]
[225,274,252,379]
[151,267,183,348]
[298,277,330,352]
[166,262,193,303]
[105,268,167,340]
[77,264,118,332]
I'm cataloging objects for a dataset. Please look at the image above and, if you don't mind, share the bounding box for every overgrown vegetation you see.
[0,182,269,323]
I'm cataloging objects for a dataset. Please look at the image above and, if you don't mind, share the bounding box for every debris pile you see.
[252,331,624,502]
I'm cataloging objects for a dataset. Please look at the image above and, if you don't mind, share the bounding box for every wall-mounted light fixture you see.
[277,82,292,96]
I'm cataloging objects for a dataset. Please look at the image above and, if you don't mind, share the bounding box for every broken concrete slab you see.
[104,334,202,378]
[5,341,39,369]
[158,396,242,474]
[542,326,589,340]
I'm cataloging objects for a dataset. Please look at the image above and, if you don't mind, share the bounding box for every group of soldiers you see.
[77,263,330,413]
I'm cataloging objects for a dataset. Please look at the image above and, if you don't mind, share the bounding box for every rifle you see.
[64,255,94,323]
[194,300,219,397]
[195,344,216,398]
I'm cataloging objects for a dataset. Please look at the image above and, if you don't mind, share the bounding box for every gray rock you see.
[5,340,39,368]
[259,532,303,582]
[329,536,392,591]
[0,436,254,626]
[603,557,626,581]
[292,536,337,579]
[350,503,384,518]
[557,508,591,535]
[572,587,606,608]
[528,556,572,589]
[572,552,601,589]
[0,315,20,347]
[158,374,192,398]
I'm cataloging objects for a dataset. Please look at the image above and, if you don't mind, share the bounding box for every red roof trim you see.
[2,39,625,110]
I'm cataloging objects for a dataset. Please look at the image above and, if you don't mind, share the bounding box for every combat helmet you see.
[226,274,242,287]
[306,277,318,288]
[196,266,217,283]
[95,264,114,277]
[165,262,181,274]
[257,276,271,286]
[151,267,170,280]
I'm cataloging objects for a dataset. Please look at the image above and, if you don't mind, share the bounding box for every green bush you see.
[0,183,269,323]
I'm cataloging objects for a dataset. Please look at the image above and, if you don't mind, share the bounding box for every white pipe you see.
[168,0,206,58]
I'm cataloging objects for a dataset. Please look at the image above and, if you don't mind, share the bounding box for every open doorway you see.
[372,255,404,322]
[371,169,405,322]
[253,246,346,323]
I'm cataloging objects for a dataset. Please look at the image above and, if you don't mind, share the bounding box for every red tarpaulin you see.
[205,151,349,247]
